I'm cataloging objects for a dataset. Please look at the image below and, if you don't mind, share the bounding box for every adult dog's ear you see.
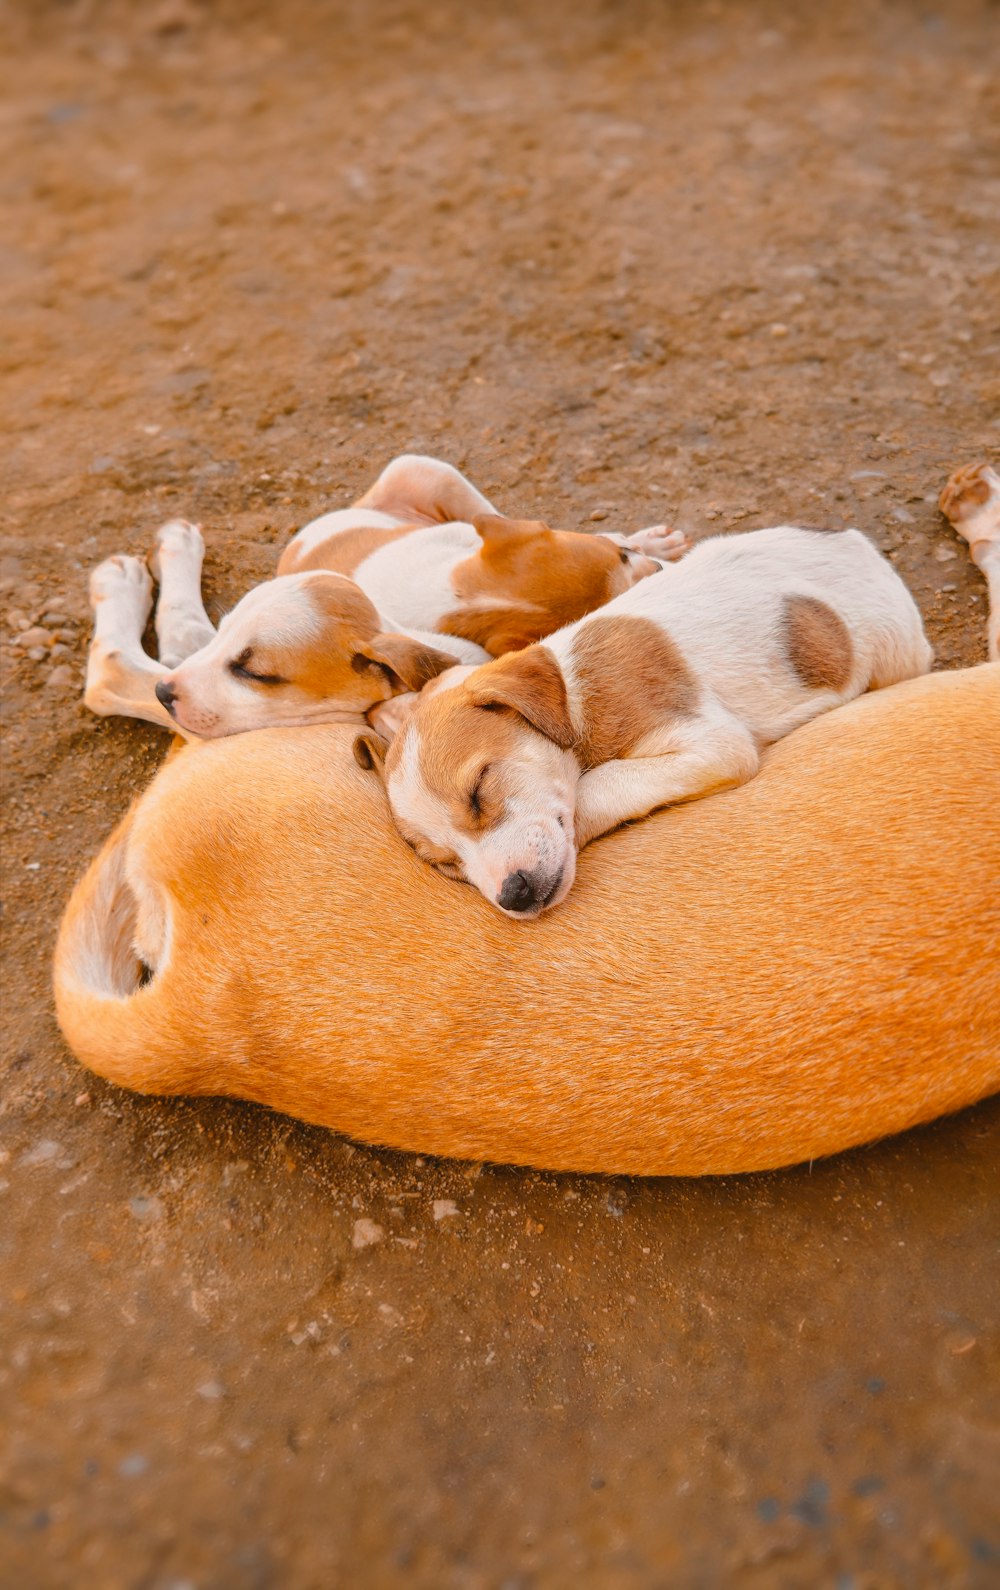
[353,633,457,694]
[468,648,574,748]
[353,731,388,773]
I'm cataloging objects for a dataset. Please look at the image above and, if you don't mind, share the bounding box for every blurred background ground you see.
[1,0,998,1584]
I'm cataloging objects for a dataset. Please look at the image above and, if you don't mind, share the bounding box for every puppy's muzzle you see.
[155,679,178,716]
[498,868,560,916]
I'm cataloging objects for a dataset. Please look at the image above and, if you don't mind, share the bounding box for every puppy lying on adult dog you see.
[53,463,1000,1176]
[84,453,684,739]
[358,525,931,916]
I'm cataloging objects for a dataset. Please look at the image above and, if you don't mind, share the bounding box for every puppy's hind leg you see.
[603,525,690,563]
[84,556,182,733]
[355,454,499,525]
[148,519,215,668]
[940,462,1000,661]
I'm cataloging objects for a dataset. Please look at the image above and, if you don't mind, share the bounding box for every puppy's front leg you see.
[84,556,186,733]
[574,722,758,848]
[149,519,215,668]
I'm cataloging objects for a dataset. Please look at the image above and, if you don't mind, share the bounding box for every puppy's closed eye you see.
[229,648,285,687]
[468,765,490,816]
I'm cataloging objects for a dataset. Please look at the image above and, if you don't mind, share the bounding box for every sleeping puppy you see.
[150,464,681,738]
[356,526,932,918]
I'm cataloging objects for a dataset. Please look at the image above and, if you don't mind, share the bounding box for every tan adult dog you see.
[53,465,1000,1176]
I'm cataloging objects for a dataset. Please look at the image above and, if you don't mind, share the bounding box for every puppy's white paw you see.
[89,554,153,614]
[623,524,690,561]
[939,463,1000,547]
[148,519,205,583]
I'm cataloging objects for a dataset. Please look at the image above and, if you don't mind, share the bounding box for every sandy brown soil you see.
[2,1,999,1585]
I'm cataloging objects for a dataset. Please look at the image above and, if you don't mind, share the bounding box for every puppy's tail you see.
[53,811,197,1096]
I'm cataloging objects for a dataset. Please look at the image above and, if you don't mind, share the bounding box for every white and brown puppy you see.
[358,526,933,917]
[86,454,685,740]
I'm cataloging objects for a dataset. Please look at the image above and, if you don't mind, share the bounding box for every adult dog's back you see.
[54,664,1000,1175]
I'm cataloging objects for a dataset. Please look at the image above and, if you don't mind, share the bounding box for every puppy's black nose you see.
[498,870,539,913]
[155,679,177,714]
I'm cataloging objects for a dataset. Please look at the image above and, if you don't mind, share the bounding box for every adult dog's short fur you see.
[53,465,1000,1175]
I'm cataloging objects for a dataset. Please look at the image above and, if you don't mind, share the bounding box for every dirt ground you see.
[1,0,999,1584]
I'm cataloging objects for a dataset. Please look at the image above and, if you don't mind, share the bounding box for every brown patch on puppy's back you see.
[570,616,697,769]
[444,517,634,654]
[784,595,853,692]
[278,523,417,576]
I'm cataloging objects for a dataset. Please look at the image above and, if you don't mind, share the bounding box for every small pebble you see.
[20,626,51,648]
[589,509,608,522]
[769,322,789,337]
[352,1218,385,1249]
[129,1194,163,1222]
[50,643,71,658]
[41,612,68,627]
[46,665,76,687]
[28,647,48,662]
[6,610,27,629]
[432,1199,460,1221]
[20,1139,63,1167]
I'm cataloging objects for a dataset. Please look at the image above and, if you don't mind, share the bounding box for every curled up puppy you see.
[355,526,933,918]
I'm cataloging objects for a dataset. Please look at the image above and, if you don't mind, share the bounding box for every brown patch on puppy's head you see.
[784,595,853,692]
[301,574,457,706]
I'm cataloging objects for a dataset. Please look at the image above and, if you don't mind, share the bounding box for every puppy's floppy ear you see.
[353,731,388,773]
[472,513,550,548]
[366,691,418,744]
[353,632,457,694]
[468,647,574,748]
